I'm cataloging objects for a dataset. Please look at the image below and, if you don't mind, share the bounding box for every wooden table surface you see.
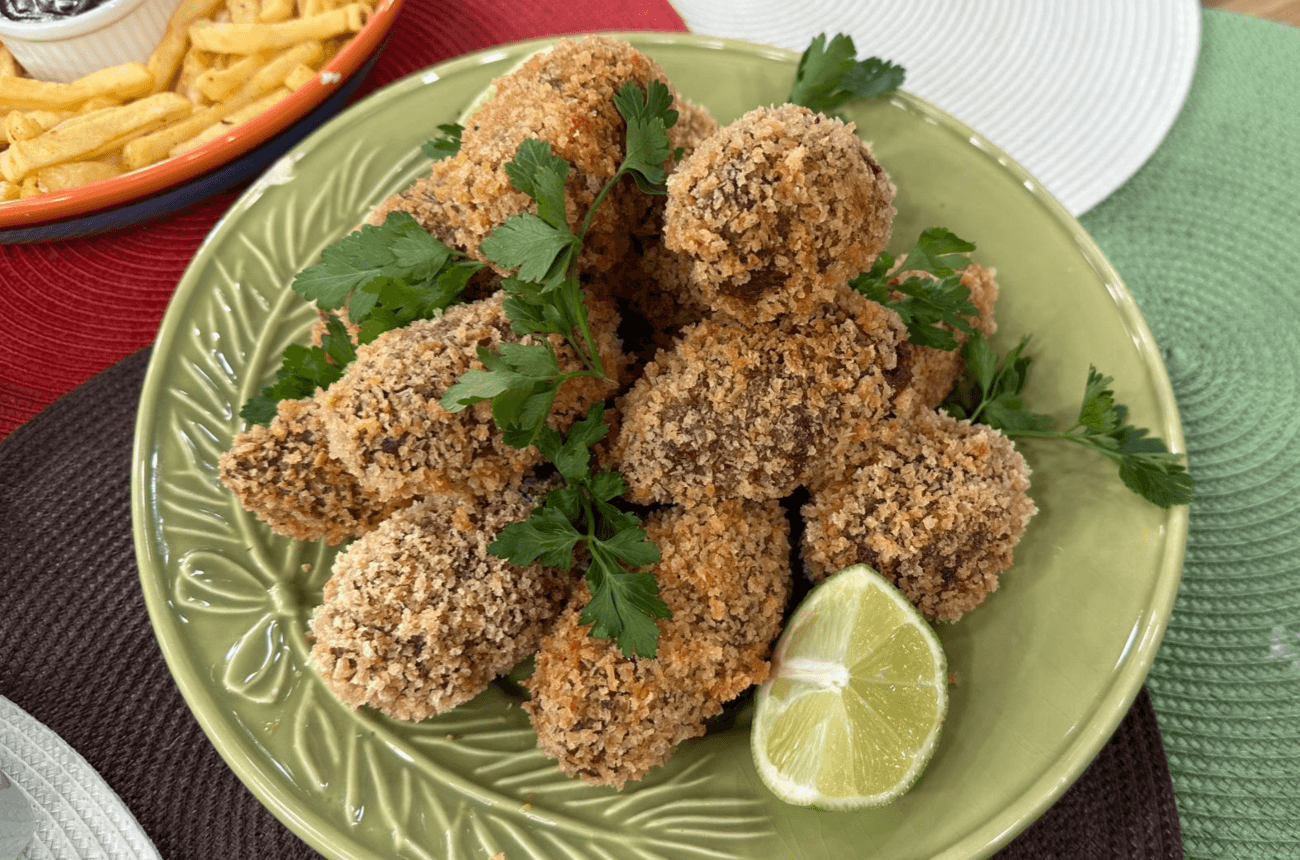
[1203,0,1300,25]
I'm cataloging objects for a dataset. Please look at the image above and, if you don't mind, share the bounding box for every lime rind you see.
[751,564,948,810]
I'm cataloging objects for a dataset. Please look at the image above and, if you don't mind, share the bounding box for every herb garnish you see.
[851,227,980,351]
[421,122,464,160]
[441,79,683,657]
[441,79,680,449]
[240,315,358,425]
[240,210,482,424]
[789,32,905,115]
[943,332,1194,508]
[491,404,670,658]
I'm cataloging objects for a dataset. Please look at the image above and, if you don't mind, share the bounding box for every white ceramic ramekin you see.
[0,0,182,84]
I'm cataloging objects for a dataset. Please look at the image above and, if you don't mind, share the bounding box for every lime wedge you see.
[752,563,948,809]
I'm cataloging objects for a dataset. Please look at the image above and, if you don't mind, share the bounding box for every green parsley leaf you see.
[490,505,582,568]
[479,213,577,286]
[612,79,678,194]
[850,227,979,350]
[239,315,356,425]
[292,212,477,321]
[421,123,464,160]
[580,543,670,659]
[790,33,905,115]
[504,138,571,230]
[942,333,1193,507]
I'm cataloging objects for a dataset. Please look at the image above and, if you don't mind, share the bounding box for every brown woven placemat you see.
[0,349,1183,859]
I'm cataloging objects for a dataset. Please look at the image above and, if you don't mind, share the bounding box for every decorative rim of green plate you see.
[131,31,1189,860]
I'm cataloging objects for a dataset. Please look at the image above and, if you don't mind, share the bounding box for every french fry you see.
[34,160,122,192]
[0,63,154,111]
[283,63,316,90]
[77,96,122,113]
[18,175,38,197]
[176,46,218,103]
[228,0,260,23]
[3,92,192,182]
[171,85,290,156]
[259,0,293,21]
[195,50,272,102]
[147,0,228,93]
[189,4,365,53]
[0,179,18,200]
[6,109,74,143]
[0,45,19,77]
[124,41,321,170]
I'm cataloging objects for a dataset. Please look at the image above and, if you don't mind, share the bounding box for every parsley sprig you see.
[441,79,681,449]
[441,80,682,657]
[943,332,1194,508]
[789,32,905,115]
[239,211,483,424]
[852,227,981,351]
[491,405,670,658]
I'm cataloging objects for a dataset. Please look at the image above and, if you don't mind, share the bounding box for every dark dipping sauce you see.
[0,0,110,21]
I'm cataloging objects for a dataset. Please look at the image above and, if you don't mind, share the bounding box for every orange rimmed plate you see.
[0,0,403,242]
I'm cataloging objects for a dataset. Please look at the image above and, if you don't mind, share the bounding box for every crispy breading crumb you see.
[664,103,895,323]
[309,486,571,721]
[217,396,407,545]
[319,293,626,504]
[897,262,1001,411]
[366,36,710,276]
[802,407,1036,622]
[524,499,791,787]
[611,288,911,504]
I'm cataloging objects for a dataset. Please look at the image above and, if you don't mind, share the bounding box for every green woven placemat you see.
[1080,10,1300,860]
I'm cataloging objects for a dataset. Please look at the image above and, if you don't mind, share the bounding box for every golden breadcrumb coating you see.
[309,486,571,721]
[319,292,626,504]
[801,407,1036,622]
[524,499,791,787]
[366,36,711,276]
[663,103,895,323]
[217,396,407,545]
[897,262,1001,411]
[611,288,911,505]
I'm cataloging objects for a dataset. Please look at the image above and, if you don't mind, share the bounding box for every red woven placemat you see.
[0,0,687,439]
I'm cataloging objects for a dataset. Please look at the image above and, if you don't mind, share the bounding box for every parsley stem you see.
[577,166,627,245]
[1000,429,1126,462]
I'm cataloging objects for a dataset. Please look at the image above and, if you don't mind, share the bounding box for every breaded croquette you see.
[801,407,1036,622]
[217,395,408,545]
[663,103,895,324]
[897,262,1001,411]
[309,486,571,721]
[524,499,791,787]
[319,292,627,504]
[611,288,911,505]
[366,36,714,276]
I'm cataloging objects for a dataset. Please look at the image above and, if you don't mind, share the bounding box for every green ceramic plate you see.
[131,32,1188,860]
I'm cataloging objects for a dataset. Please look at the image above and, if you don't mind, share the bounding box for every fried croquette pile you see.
[217,35,1036,789]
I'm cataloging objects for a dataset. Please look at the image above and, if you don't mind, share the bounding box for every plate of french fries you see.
[0,0,402,240]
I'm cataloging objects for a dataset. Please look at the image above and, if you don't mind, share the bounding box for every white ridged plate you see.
[669,0,1201,215]
[0,697,161,860]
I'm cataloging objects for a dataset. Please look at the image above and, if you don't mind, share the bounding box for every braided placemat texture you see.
[1078,10,1300,860]
[0,349,1184,859]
